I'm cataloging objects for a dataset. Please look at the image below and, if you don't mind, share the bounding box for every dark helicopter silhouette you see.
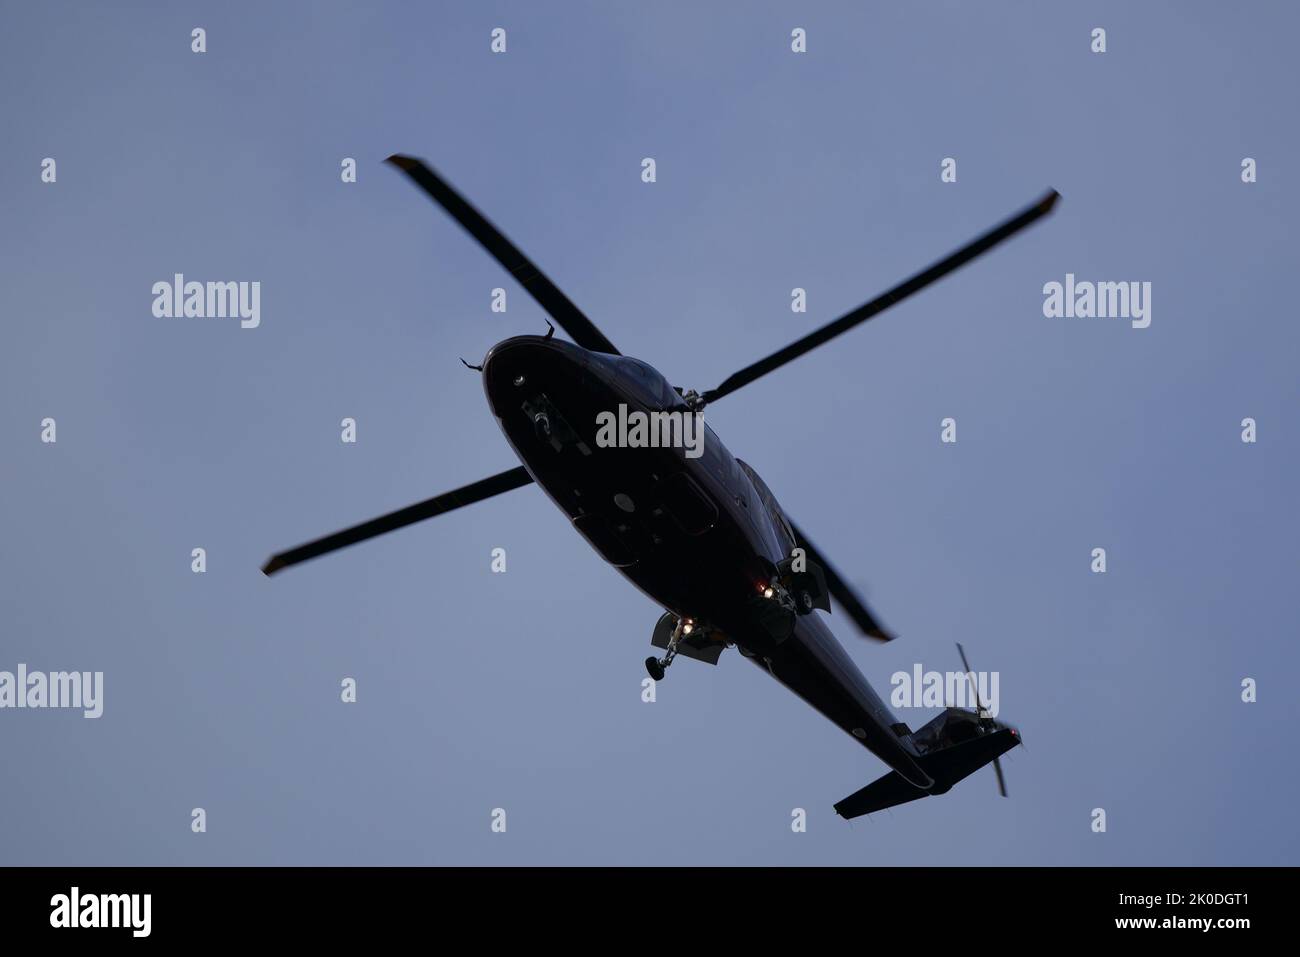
[263,155,1056,817]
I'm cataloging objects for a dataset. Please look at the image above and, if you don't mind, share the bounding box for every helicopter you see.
[262,155,1057,817]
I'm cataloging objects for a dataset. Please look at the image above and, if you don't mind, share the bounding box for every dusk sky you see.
[2,2,1296,865]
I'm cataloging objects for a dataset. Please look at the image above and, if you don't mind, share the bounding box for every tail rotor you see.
[956,642,1008,798]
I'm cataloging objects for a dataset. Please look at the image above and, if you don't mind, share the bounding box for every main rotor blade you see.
[261,465,535,576]
[701,189,1060,403]
[386,155,620,355]
[789,520,894,642]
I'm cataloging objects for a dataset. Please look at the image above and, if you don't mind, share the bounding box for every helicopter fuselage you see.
[481,334,928,785]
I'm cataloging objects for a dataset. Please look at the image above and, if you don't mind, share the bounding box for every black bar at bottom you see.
[0,866,1281,942]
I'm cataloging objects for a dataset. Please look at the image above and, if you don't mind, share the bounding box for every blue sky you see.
[1,1,1296,864]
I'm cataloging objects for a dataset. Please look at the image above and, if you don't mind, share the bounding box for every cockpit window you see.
[736,459,796,546]
[737,459,772,500]
[610,356,685,409]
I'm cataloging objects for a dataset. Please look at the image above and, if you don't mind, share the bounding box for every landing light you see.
[763,587,774,599]
[683,623,694,635]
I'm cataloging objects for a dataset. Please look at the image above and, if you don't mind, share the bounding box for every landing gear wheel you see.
[785,572,819,615]
[779,563,829,615]
[646,616,687,679]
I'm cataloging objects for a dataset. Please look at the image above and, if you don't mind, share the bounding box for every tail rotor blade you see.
[956,641,984,714]
[957,642,1010,797]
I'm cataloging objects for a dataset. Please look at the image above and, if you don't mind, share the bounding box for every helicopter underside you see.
[481,335,779,643]
[261,155,1049,814]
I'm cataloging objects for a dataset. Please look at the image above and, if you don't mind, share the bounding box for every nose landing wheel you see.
[645,617,688,680]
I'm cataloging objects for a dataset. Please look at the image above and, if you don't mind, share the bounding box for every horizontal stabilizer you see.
[835,727,1020,819]
[833,769,931,818]
[921,727,1019,788]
